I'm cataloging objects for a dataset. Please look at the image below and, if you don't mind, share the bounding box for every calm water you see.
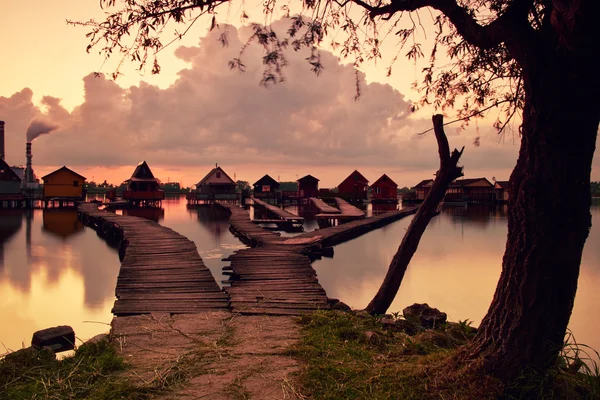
[1,197,598,356]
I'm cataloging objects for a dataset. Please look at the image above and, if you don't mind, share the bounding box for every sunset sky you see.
[1,1,597,188]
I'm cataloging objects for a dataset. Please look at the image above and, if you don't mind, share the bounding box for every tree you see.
[78,0,600,382]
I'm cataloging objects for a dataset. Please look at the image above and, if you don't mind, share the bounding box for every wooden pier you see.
[78,203,229,316]
[251,197,304,231]
[217,203,418,315]
[316,197,365,220]
[309,197,340,214]
[251,197,304,222]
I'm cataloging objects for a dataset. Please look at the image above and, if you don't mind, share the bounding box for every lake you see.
[1,197,598,358]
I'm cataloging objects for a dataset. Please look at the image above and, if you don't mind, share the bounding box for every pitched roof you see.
[449,177,494,187]
[41,166,86,181]
[0,157,21,182]
[339,170,369,186]
[495,181,510,189]
[414,179,434,188]
[297,174,319,183]
[371,174,398,188]
[253,174,279,187]
[128,161,160,182]
[197,166,236,186]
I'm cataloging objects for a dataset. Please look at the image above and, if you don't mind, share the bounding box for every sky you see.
[0,1,597,188]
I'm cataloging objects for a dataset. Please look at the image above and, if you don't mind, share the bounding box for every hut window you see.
[73,181,79,187]
[375,187,381,194]
[216,172,221,178]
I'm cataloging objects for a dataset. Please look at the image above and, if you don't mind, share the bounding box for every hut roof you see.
[339,170,369,186]
[414,179,434,188]
[494,181,510,189]
[253,174,279,188]
[197,166,236,186]
[371,174,398,188]
[449,177,494,187]
[297,174,320,183]
[41,166,86,181]
[127,161,160,182]
[0,157,21,182]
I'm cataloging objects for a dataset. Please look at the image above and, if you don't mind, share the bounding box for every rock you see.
[402,303,447,329]
[380,315,395,326]
[393,319,420,335]
[85,333,109,345]
[331,301,352,312]
[31,326,75,353]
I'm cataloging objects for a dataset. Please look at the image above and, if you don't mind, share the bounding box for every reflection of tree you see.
[42,210,84,239]
[0,210,23,269]
[122,207,165,222]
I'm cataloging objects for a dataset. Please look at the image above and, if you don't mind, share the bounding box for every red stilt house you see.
[370,174,398,203]
[297,175,319,198]
[337,170,369,201]
[122,161,164,204]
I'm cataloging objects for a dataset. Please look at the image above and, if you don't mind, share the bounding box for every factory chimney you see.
[26,142,33,183]
[0,121,5,160]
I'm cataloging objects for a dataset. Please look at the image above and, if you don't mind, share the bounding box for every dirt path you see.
[111,311,303,399]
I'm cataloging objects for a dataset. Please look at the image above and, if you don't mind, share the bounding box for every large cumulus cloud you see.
[1,18,575,184]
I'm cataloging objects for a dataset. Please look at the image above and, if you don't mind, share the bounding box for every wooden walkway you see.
[217,203,418,315]
[309,197,340,214]
[78,203,229,316]
[251,197,304,222]
[316,197,365,219]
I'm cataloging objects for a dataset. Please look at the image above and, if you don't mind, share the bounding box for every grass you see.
[0,337,152,400]
[287,310,600,400]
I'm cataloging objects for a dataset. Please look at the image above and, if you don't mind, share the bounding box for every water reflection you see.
[121,207,165,222]
[0,210,23,269]
[42,209,84,239]
[312,200,600,354]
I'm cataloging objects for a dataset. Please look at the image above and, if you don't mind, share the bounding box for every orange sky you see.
[0,1,597,187]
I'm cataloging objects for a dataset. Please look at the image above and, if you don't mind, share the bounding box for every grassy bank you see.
[0,338,152,400]
[288,310,600,400]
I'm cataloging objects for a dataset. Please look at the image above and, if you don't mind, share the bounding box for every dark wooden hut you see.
[370,174,398,203]
[192,165,237,202]
[446,178,495,203]
[494,180,510,203]
[0,157,23,205]
[253,174,280,199]
[297,175,319,198]
[337,170,369,201]
[414,179,434,201]
[122,161,164,203]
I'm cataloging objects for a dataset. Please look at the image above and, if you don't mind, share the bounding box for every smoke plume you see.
[26,118,58,142]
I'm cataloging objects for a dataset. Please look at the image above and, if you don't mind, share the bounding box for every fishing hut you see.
[370,174,398,204]
[0,156,24,208]
[119,161,164,206]
[187,164,237,204]
[297,175,319,199]
[252,174,280,203]
[337,170,369,202]
[41,166,86,208]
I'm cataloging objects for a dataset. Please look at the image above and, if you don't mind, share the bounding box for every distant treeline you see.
[84,181,191,194]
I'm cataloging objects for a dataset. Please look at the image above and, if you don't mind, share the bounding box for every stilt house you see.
[0,157,23,204]
[494,181,510,203]
[446,178,495,203]
[337,170,369,201]
[122,161,164,202]
[414,179,434,200]
[41,166,86,200]
[193,165,237,201]
[370,174,398,203]
[253,174,280,199]
[297,175,319,198]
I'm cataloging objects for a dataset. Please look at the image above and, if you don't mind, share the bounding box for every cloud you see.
[2,17,589,184]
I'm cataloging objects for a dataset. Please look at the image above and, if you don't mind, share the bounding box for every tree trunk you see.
[366,115,464,315]
[464,44,600,379]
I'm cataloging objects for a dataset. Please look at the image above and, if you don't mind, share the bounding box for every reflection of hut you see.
[297,175,319,198]
[447,178,495,203]
[189,165,237,203]
[370,174,398,204]
[494,181,510,203]
[41,166,86,205]
[414,179,433,200]
[338,170,368,201]
[42,209,84,239]
[0,157,23,207]
[122,207,165,222]
[0,210,23,267]
[253,175,280,200]
[122,161,164,205]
